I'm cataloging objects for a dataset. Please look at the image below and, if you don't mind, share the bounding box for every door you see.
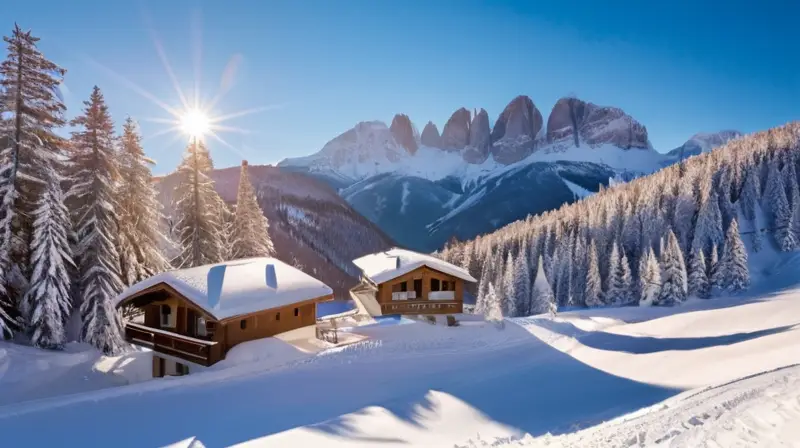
[186,309,197,337]
[414,279,422,300]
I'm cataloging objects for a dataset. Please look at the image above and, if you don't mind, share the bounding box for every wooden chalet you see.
[349,248,477,317]
[114,257,333,377]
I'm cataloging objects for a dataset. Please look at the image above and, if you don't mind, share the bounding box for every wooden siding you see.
[376,266,465,306]
[223,301,317,350]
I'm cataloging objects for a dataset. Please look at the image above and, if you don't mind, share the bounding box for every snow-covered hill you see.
[279,96,736,251]
[662,130,743,165]
[1,250,799,447]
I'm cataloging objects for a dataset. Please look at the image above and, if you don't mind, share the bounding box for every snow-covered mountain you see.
[279,95,738,251]
[662,130,743,165]
[156,165,394,296]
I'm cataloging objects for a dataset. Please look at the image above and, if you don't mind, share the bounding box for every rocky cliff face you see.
[440,107,472,151]
[488,95,544,164]
[420,121,441,148]
[390,114,419,155]
[463,108,491,164]
[546,97,650,150]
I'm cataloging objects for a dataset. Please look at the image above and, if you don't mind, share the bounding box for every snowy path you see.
[1,281,799,446]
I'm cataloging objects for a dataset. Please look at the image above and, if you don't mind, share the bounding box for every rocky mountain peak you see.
[489,95,543,164]
[546,97,649,150]
[389,113,419,155]
[463,108,491,164]
[420,121,441,148]
[440,107,472,151]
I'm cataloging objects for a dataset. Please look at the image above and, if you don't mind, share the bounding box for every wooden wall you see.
[376,266,464,304]
[222,300,319,350]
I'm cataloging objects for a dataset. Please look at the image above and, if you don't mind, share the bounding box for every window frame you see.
[160,304,174,328]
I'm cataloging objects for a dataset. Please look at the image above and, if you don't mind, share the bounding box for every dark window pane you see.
[240,319,247,330]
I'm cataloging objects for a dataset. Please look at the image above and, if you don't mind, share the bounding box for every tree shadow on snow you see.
[531,318,799,355]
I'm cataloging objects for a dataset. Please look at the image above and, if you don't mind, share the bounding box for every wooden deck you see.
[380,301,462,315]
[124,322,222,366]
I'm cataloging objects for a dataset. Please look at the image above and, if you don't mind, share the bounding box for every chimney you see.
[242,160,248,166]
[207,265,227,309]
[265,263,278,289]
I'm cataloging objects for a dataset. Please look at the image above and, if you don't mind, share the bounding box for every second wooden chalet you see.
[350,248,476,316]
[114,257,333,377]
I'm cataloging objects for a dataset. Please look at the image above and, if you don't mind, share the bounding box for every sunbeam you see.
[210,103,287,124]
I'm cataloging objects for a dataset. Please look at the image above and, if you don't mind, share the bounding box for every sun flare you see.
[179,108,210,138]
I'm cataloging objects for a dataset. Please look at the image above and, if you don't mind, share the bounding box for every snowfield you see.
[1,255,800,447]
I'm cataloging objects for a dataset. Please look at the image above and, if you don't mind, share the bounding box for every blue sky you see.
[5,0,799,174]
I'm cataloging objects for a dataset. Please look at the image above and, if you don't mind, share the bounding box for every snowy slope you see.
[2,249,800,447]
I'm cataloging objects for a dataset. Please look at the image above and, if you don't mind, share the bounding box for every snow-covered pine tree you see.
[0,25,67,336]
[673,180,697,254]
[474,249,494,315]
[765,159,795,251]
[173,138,226,268]
[530,255,554,314]
[230,161,275,259]
[658,230,687,306]
[584,240,603,307]
[638,247,661,306]
[739,167,760,222]
[25,165,73,349]
[571,235,587,306]
[720,218,750,292]
[709,244,723,292]
[687,249,710,299]
[605,240,632,305]
[69,86,124,354]
[483,282,503,322]
[692,189,724,256]
[116,117,171,286]
[501,252,516,317]
[511,245,530,316]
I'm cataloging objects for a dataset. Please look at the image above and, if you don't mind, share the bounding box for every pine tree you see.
[709,244,723,292]
[530,255,554,314]
[658,230,687,306]
[584,240,603,307]
[501,252,516,317]
[25,167,73,349]
[474,250,494,315]
[230,161,274,259]
[687,249,710,299]
[69,86,124,354]
[483,282,503,322]
[638,247,661,306]
[605,241,633,305]
[116,117,171,286]
[0,25,67,337]
[765,159,795,251]
[511,248,531,316]
[739,167,760,222]
[720,218,750,292]
[692,189,724,256]
[173,138,225,268]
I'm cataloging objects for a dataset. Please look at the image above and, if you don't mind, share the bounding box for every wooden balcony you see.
[380,300,462,315]
[124,322,222,367]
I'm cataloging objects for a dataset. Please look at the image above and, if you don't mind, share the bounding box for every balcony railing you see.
[124,322,221,366]
[391,291,417,301]
[381,301,461,315]
[428,291,455,300]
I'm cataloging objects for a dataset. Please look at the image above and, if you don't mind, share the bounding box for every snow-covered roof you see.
[353,248,477,284]
[114,257,333,320]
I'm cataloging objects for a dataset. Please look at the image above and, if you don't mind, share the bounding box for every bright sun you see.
[179,108,210,138]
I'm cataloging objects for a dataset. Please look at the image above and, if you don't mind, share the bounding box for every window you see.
[160,305,173,327]
[294,307,299,317]
[400,282,407,292]
[276,312,281,321]
[442,281,450,291]
[240,319,247,330]
[431,278,440,292]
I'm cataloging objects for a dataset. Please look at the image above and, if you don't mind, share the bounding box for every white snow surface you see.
[2,252,800,447]
[353,247,478,284]
[114,257,333,320]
